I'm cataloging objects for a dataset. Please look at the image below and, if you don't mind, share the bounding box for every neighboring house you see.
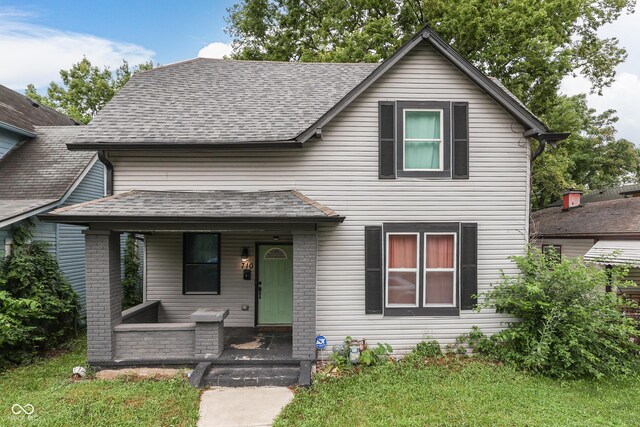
[531,187,640,285]
[41,25,567,385]
[0,84,105,308]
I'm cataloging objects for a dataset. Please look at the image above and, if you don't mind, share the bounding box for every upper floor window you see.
[378,101,468,180]
[403,109,443,171]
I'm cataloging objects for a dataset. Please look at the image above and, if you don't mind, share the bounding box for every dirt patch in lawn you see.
[96,368,187,380]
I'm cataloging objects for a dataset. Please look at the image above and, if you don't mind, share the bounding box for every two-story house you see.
[42,25,567,386]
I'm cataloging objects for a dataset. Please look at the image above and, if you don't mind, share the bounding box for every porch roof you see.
[584,240,640,268]
[39,189,344,225]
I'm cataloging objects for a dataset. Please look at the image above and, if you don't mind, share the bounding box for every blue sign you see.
[315,335,327,350]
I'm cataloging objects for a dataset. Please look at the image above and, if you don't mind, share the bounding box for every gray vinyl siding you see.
[57,160,105,307]
[146,232,291,327]
[626,268,640,286]
[110,42,530,352]
[0,128,21,160]
[533,238,596,258]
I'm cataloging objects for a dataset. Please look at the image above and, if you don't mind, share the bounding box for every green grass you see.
[0,338,200,427]
[276,359,640,427]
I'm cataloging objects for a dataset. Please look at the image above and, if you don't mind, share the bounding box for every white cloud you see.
[0,8,155,91]
[198,42,233,59]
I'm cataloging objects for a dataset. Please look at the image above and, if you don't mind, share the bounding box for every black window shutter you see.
[379,102,395,179]
[460,223,478,310]
[364,226,383,314]
[452,102,469,179]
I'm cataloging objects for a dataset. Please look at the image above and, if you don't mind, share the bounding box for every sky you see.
[0,0,638,143]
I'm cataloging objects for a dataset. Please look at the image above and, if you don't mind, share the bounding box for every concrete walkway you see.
[198,387,294,427]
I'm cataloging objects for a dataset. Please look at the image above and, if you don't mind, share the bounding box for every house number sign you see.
[241,262,254,269]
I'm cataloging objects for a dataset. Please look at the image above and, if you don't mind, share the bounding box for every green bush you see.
[0,222,80,369]
[330,336,393,369]
[460,246,640,379]
[403,339,443,365]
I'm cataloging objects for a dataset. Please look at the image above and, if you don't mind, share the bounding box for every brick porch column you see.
[292,232,317,360]
[84,229,122,364]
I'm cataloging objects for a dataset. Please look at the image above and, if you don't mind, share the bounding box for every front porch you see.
[40,189,343,386]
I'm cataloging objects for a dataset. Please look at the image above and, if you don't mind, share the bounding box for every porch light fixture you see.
[241,248,249,262]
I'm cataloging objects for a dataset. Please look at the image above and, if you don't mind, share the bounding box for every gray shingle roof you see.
[0,84,77,133]
[72,59,379,146]
[0,126,96,223]
[42,190,343,224]
[548,183,640,207]
[531,197,640,237]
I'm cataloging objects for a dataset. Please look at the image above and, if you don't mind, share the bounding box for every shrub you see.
[0,221,80,369]
[122,233,142,309]
[403,339,443,365]
[330,336,393,369]
[460,246,640,379]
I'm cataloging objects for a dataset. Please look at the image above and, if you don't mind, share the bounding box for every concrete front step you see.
[204,365,300,387]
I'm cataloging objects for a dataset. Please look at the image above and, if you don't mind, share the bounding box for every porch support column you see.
[292,231,317,360]
[84,229,122,364]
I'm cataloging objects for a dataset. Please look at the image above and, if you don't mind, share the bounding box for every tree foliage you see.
[460,247,640,379]
[25,58,154,124]
[122,233,143,310]
[227,0,639,206]
[0,221,80,369]
[533,94,640,208]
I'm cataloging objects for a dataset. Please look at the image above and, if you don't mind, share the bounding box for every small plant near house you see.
[328,336,393,372]
[0,221,80,369]
[403,339,443,365]
[122,233,143,309]
[459,246,640,379]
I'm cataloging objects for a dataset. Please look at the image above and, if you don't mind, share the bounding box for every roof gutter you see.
[67,141,303,151]
[529,132,572,162]
[0,121,36,138]
[98,150,114,196]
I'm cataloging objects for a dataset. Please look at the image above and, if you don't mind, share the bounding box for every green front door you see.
[257,245,293,325]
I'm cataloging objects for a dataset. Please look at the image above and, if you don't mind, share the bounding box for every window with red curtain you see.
[424,234,455,305]
[387,233,418,306]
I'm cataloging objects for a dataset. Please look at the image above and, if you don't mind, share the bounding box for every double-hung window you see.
[396,101,451,178]
[386,233,420,306]
[183,233,221,294]
[384,223,460,316]
[403,110,443,171]
[424,233,456,306]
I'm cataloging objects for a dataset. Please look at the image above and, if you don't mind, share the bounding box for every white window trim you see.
[385,232,420,308]
[423,232,457,307]
[402,108,444,172]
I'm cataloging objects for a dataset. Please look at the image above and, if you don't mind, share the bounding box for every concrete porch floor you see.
[218,327,294,362]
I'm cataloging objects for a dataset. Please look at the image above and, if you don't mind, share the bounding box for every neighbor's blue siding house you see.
[0,84,105,308]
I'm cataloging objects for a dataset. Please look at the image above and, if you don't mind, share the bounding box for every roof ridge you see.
[51,190,133,213]
[290,190,339,217]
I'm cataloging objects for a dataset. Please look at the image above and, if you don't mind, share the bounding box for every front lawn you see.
[0,338,200,427]
[277,359,640,427]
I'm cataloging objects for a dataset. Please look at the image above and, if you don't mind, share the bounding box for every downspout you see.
[98,150,114,196]
[530,132,571,162]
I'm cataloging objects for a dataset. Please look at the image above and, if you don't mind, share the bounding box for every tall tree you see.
[226,0,639,207]
[25,58,154,124]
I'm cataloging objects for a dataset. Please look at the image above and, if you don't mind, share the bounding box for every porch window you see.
[183,233,221,294]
